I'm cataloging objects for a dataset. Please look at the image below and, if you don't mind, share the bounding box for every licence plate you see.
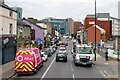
[82,63,87,65]
[17,69,24,71]
[59,58,63,60]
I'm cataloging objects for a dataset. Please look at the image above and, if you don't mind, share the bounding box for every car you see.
[52,45,57,52]
[73,44,94,67]
[41,51,48,62]
[44,48,52,57]
[59,47,67,53]
[56,52,67,62]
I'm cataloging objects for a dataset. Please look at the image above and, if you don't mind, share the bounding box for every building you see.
[65,18,73,36]
[110,17,120,49]
[87,25,106,44]
[72,21,84,35]
[17,19,31,39]
[84,13,112,40]
[0,3,17,35]
[118,1,120,49]
[23,18,44,41]
[12,7,22,20]
[43,17,67,35]
[36,23,47,37]
[0,2,17,65]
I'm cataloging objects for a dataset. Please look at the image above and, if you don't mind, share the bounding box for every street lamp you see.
[94,0,97,61]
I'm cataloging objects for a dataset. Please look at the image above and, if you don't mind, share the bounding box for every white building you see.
[0,3,17,35]
[110,17,120,49]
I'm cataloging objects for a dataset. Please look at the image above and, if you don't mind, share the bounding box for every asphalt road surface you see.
[5,37,118,80]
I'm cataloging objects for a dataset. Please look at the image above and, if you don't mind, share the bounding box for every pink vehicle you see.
[15,48,43,74]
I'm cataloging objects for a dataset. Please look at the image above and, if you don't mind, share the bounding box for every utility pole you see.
[94,0,97,61]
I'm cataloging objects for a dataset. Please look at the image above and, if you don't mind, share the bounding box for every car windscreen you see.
[78,47,92,54]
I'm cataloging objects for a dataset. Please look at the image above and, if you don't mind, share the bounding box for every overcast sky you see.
[5,0,120,21]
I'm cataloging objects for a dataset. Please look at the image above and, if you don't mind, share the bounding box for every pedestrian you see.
[105,48,109,61]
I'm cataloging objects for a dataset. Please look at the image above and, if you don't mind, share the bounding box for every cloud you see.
[5,0,120,20]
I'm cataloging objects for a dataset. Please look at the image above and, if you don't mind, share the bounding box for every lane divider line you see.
[104,71,111,77]
[71,65,73,71]
[100,70,106,77]
[41,57,55,79]
[72,74,75,80]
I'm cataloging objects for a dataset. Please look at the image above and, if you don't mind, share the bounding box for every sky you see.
[5,0,120,21]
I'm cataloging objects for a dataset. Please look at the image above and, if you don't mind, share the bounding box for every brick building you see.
[84,14,112,40]
[87,25,106,43]
[72,21,84,34]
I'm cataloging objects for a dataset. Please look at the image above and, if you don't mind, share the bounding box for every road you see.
[3,37,118,80]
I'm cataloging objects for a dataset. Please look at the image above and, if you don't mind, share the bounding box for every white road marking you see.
[71,67,73,71]
[41,57,55,79]
[100,71,106,77]
[104,71,111,77]
[72,74,75,79]
[104,63,109,65]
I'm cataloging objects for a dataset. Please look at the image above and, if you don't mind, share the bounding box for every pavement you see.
[0,38,119,80]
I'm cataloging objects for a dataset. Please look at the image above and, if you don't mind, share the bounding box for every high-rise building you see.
[12,7,23,20]
[65,18,73,36]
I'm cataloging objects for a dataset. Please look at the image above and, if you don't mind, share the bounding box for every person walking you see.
[105,48,109,61]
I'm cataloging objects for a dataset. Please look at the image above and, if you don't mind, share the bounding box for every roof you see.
[17,19,31,27]
[23,18,44,29]
[87,25,106,34]
[86,14,95,18]
[0,3,17,12]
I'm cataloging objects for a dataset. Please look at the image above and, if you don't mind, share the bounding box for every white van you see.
[73,44,94,67]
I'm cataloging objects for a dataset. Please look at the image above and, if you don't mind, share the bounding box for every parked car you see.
[56,52,67,62]
[41,51,48,62]
[15,48,44,74]
[45,48,53,57]
[49,46,55,54]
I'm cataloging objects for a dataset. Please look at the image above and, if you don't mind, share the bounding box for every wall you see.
[0,6,17,35]
[17,25,31,38]
[72,21,83,34]
[23,20,44,41]
[84,17,111,40]
[87,27,101,43]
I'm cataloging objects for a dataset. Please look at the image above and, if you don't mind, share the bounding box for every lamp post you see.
[94,0,97,61]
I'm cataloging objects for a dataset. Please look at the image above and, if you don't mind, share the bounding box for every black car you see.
[56,52,67,62]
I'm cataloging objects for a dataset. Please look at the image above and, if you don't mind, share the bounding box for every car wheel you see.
[41,62,43,67]
[74,62,77,66]
[88,64,92,67]
[65,59,67,62]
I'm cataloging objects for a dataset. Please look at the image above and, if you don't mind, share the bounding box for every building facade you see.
[0,3,17,35]
[12,7,22,20]
[17,19,31,39]
[87,25,106,44]
[72,21,84,34]
[66,18,73,36]
[43,17,67,35]
[23,18,44,41]
[84,13,112,40]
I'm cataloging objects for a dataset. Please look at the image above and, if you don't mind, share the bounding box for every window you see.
[9,10,13,17]
[9,24,13,34]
